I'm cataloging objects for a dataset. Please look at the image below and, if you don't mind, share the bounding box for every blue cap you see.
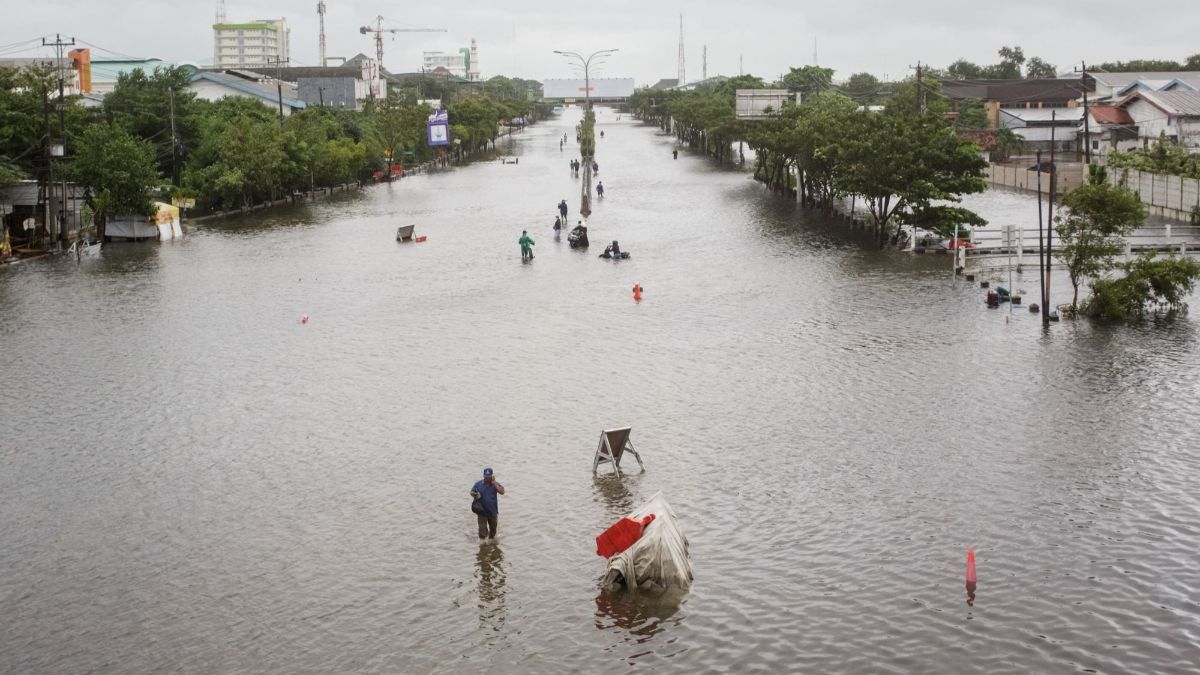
[483,467,493,477]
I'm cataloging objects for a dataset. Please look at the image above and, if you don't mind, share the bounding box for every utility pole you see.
[268,56,289,126]
[44,33,74,243]
[702,45,707,81]
[1078,61,1092,164]
[1047,110,1057,321]
[168,87,179,185]
[1036,150,1048,326]
[914,62,925,116]
[677,14,686,86]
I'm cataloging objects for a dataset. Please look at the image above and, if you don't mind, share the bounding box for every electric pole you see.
[913,62,926,116]
[169,87,179,185]
[1078,61,1092,164]
[44,33,75,244]
[267,56,289,126]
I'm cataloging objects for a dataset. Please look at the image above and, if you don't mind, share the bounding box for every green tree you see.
[1093,58,1183,73]
[838,112,987,238]
[67,121,160,222]
[1185,53,1200,70]
[946,59,984,80]
[1086,255,1200,320]
[782,66,834,100]
[843,72,882,104]
[1055,165,1147,310]
[1025,57,1057,78]
[955,98,988,128]
[986,46,1026,79]
[102,66,198,182]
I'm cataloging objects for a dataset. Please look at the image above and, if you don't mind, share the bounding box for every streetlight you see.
[553,49,618,106]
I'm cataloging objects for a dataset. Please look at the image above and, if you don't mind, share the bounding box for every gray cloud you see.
[3,0,1198,85]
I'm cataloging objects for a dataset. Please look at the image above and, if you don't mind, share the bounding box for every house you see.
[1116,90,1200,151]
[1063,71,1200,104]
[187,70,306,115]
[1077,106,1139,158]
[999,106,1083,153]
[649,78,679,91]
[941,78,1086,128]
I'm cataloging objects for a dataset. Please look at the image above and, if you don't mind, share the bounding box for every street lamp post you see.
[553,49,618,107]
[553,49,617,220]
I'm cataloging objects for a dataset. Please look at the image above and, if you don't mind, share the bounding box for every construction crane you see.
[358,16,446,73]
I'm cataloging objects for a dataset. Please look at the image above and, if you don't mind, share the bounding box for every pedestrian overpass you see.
[542,78,635,103]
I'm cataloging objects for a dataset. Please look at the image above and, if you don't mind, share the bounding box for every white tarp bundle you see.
[602,492,692,592]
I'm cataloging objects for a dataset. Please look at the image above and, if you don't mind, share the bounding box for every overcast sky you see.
[3,1,1199,84]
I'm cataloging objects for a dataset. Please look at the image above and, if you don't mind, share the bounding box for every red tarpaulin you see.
[596,514,656,558]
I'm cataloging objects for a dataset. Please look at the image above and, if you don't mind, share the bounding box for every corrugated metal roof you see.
[1120,90,1200,116]
[942,78,1084,104]
[190,71,306,109]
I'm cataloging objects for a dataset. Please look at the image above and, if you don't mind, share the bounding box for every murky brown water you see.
[3,109,1200,674]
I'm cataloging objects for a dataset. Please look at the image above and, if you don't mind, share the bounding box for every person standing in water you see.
[558,200,569,221]
[519,230,535,261]
[470,468,505,540]
[596,182,605,198]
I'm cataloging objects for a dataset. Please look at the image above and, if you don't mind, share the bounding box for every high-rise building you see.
[422,39,481,81]
[213,18,290,70]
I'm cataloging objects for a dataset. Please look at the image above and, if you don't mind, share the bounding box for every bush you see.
[1084,254,1200,320]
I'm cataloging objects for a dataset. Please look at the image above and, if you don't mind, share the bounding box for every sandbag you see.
[601,492,692,592]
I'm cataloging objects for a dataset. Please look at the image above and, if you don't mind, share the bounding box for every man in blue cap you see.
[470,468,505,540]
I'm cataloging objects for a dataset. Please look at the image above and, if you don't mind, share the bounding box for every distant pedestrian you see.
[519,230,535,261]
[558,199,569,220]
[596,181,605,198]
[673,149,678,160]
[470,468,505,540]
[592,161,599,174]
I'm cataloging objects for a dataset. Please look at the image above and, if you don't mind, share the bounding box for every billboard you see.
[427,109,449,146]
[735,89,795,119]
[543,78,635,100]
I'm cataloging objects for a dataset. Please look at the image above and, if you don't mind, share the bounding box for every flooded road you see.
[3,108,1199,674]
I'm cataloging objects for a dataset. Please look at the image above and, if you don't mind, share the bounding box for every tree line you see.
[629,72,989,242]
[0,64,534,228]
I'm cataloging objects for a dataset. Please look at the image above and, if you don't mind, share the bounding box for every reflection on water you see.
[474,543,507,637]
[594,587,684,641]
[3,107,1200,674]
[592,474,638,519]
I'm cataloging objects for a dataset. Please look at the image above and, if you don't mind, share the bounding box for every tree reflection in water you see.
[474,543,507,637]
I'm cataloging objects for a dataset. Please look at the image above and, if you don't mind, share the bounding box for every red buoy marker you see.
[632,282,642,302]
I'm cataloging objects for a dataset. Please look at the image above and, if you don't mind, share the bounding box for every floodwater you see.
[3,108,1199,674]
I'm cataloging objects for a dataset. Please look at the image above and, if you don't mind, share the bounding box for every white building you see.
[1117,90,1200,151]
[188,70,305,117]
[422,40,480,81]
[213,19,290,70]
[422,49,468,78]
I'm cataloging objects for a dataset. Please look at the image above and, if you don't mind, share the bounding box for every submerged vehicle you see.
[600,240,630,259]
[569,224,589,249]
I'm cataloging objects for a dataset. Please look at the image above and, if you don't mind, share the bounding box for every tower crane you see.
[358,16,447,73]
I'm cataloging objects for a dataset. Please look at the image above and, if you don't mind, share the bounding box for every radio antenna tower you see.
[216,0,226,23]
[677,14,686,85]
[702,44,707,80]
[318,0,327,67]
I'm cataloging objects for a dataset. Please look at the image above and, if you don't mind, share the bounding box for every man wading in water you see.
[519,230,535,261]
[470,468,505,540]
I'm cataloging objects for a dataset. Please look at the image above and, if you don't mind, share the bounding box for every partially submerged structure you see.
[600,493,692,593]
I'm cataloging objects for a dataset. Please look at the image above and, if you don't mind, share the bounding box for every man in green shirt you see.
[519,230,535,261]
